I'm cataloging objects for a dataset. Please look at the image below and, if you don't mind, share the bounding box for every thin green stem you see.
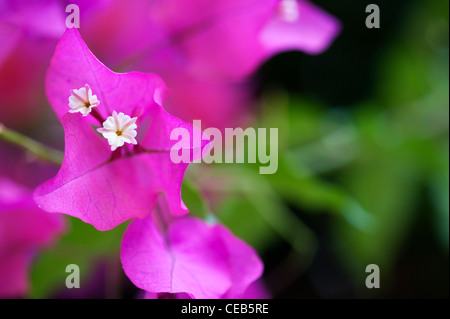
[0,123,64,165]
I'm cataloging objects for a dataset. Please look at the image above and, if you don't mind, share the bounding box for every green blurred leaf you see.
[331,108,424,290]
[429,140,449,251]
[181,178,208,219]
[30,217,127,298]
[213,166,317,259]
[217,198,279,252]
[267,154,375,232]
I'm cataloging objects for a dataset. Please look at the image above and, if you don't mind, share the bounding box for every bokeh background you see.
[0,0,448,298]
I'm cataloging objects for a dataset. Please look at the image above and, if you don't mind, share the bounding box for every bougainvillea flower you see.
[0,177,65,298]
[143,0,341,80]
[260,0,342,57]
[34,28,208,231]
[121,215,263,299]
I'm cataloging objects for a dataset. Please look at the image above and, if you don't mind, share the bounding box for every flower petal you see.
[37,28,208,230]
[34,114,193,230]
[260,0,342,56]
[46,28,168,120]
[121,215,263,298]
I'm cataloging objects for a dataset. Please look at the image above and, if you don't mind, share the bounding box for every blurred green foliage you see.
[30,217,127,298]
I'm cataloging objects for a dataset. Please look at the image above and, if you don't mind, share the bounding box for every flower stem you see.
[0,123,64,165]
[90,108,105,125]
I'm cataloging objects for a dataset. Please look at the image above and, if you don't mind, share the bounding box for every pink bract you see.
[121,215,263,299]
[34,28,208,231]
[145,0,341,80]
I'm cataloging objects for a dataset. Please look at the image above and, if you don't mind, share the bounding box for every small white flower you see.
[68,84,100,116]
[97,111,138,151]
[278,0,300,22]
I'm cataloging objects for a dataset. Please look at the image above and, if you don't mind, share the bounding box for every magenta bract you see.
[121,215,263,299]
[34,28,207,231]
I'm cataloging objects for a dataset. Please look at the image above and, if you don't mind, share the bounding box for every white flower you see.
[68,84,100,116]
[278,0,300,22]
[97,111,138,151]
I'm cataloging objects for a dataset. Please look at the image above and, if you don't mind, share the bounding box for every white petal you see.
[68,84,99,115]
[98,111,139,151]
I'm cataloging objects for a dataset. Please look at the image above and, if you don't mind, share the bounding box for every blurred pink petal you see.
[242,279,271,299]
[0,0,66,127]
[0,23,20,66]
[145,0,339,80]
[145,0,276,80]
[0,177,65,298]
[162,72,253,130]
[0,0,65,40]
[121,215,263,299]
[135,0,340,128]
[0,37,54,126]
[260,0,342,56]
[78,0,162,67]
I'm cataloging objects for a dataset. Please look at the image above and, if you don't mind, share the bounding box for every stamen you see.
[68,84,100,116]
[97,111,138,151]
